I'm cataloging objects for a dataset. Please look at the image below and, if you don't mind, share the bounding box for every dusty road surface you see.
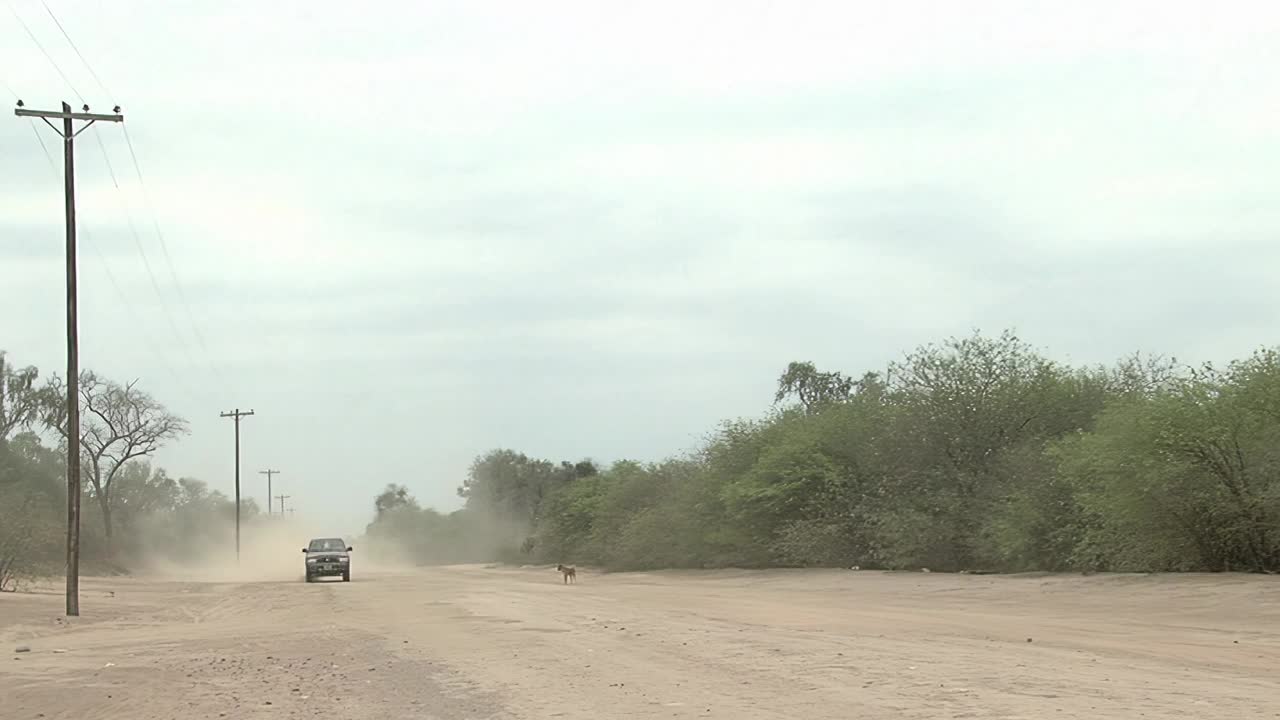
[2,566,1278,719]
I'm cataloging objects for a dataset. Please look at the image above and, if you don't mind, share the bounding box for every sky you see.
[2,0,1278,532]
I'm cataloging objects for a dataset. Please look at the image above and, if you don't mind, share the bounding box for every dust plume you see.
[128,514,355,583]
[362,505,533,569]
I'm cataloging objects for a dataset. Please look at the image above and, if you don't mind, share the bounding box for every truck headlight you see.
[306,558,318,564]
[339,557,349,562]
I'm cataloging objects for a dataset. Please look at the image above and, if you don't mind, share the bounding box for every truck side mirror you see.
[302,548,308,553]
[347,546,354,552]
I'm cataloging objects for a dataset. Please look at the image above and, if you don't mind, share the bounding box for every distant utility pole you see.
[259,469,280,515]
[219,409,255,562]
[275,494,291,515]
[15,100,124,618]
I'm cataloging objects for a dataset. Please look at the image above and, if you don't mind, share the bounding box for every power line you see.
[88,125,207,377]
[23,118,205,408]
[39,0,111,98]
[120,125,231,391]
[2,7,210,408]
[18,0,233,396]
[79,227,207,408]
[90,128,176,308]
[28,0,233,392]
[5,1,83,103]
[27,116,52,158]
[7,115,60,271]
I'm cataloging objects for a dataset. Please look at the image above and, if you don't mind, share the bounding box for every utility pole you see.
[15,100,124,617]
[275,494,291,515]
[219,409,255,562]
[259,469,280,515]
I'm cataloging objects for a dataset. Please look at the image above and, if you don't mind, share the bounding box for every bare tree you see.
[41,372,189,550]
[0,351,41,441]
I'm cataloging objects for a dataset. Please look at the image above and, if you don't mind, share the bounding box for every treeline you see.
[365,331,1280,574]
[0,351,251,590]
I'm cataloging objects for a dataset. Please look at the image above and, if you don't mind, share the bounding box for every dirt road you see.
[2,566,1278,719]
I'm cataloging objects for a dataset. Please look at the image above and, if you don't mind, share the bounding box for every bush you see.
[0,489,62,591]
[373,334,1280,576]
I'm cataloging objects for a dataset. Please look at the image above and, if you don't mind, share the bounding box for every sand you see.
[2,565,1278,719]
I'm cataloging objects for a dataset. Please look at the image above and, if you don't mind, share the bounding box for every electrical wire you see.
[25,119,206,408]
[30,0,234,395]
[39,0,111,98]
[90,125,209,378]
[5,0,83,104]
[8,1,216,407]
[121,125,232,391]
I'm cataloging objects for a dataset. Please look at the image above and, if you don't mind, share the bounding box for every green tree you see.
[774,361,856,412]
[459,449,596,554]
[875,330,1076,569]
[366,336,1280,576]
[0,431,64,589]
[1055,357,1280,573]
[374,483,418,518]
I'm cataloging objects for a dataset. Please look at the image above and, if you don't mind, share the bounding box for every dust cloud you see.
[361,506,536,569]
[127,515,414,584]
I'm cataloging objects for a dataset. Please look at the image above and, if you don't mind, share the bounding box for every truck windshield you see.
[308,539,345,552]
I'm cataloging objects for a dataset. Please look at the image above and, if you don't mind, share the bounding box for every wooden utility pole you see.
[259,469,280,515]
[14,100,123,617]
[275,494,291,515]
[219,409,255,562]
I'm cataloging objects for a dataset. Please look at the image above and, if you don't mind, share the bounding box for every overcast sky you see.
[2,0,1278,531]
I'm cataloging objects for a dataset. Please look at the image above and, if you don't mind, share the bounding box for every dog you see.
[556,564,577,584]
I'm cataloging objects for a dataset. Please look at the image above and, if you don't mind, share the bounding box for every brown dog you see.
[556,564,576,584]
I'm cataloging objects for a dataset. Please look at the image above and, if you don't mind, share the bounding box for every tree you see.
[1229,348,1280,423]
[0,352,41,441]
[0,431,63,590]
[364,336,1280,575]
[1104,352,1184,399]
[1049,354,1280,573]
[874,330,1081,569]
[41,372,188,550]
[1146,365,1280,571]
[374,483,418,518]
[774,361,856,412]
[458,450,596,552]
[111,462,181,531]
[115,474,251,565]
